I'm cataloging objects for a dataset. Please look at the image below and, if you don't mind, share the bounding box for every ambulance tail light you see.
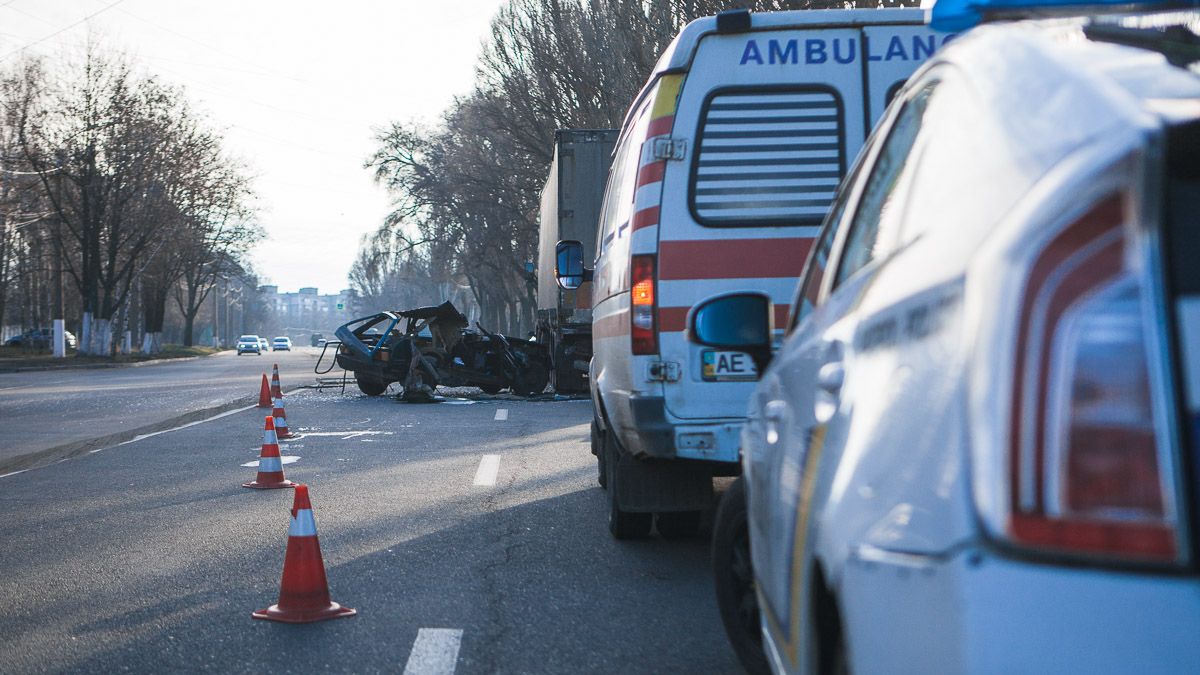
[1004,194,1182,565]
[631,254,657,355]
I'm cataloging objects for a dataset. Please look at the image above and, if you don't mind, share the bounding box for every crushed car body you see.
[333,301,549,400]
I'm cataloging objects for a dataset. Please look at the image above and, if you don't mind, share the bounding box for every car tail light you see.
[631,254,657,355]
[1007,193,1181,563]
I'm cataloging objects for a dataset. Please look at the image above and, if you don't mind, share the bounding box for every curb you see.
[0,385,308,476]
[0,352,227,374]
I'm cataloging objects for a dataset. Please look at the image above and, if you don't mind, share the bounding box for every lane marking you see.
[0,469,29,480]
[494,408,508,421]
[473,455,500,487]
[113,404,258,448]
[294,431,392,438]
[403,628,463,675]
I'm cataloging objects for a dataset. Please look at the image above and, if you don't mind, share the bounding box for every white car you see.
[236,335,263,356]
[560,7,949,540]
[272,337,292,351]
[697,10,1200,674]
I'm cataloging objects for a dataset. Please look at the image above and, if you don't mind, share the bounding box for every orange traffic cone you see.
[243,416,296,490]
[252,484,356,623]
[273,398,292,439]
[258,374,272,408]
[271,364,284,400]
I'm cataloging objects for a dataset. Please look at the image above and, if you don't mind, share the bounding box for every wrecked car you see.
[332,302,549,400]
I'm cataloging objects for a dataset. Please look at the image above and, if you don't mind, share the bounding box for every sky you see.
[0,0,508,295]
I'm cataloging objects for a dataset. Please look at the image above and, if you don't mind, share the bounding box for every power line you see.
[0,0,126,62]
[112,4,307,85]
[148,62,363,130]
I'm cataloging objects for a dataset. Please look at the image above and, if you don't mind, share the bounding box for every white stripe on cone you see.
[263,429,278,445]
[258,456,283,472]
[289,509,317,537]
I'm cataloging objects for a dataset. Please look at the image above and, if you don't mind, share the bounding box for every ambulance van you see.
[556,8,952,539]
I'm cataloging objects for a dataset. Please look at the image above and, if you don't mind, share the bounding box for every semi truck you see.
[536,128,618,393]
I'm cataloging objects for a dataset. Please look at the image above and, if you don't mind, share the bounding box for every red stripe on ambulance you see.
[659,238,813,280]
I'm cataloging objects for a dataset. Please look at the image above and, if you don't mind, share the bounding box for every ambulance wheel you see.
[656,510,702,539]
[592,419,607,490]
[355,374,388,397]
[606,431,651,539]
[713,477,769,675]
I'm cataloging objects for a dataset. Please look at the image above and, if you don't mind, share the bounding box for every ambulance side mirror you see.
[555,240,592,290]
[688,293,774,373]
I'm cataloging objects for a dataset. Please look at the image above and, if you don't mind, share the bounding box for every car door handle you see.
[817,361,844,396]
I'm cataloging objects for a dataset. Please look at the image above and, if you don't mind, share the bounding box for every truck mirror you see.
[556,240,588,290]
[688,293,774,372]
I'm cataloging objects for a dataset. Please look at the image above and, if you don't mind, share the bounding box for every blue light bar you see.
[931,0,1186,31]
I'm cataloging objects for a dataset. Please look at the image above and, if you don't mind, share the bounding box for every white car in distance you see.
[272,337,292,351]
[236,335,263,356]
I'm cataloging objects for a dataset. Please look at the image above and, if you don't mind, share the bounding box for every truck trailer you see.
[536,129,618,393]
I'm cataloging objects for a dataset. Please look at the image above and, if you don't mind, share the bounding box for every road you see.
[0,388,740,673]
[0,347,325,474]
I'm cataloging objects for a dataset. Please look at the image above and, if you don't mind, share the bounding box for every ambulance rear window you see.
[690,87,845,227]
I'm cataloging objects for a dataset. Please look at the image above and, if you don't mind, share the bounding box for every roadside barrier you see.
[252,484,356,623]
[243,416,297,490]
[272,398,292,439]
[258,374,272,408]
[271,364,284,400]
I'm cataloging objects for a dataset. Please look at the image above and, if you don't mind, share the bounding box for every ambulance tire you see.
[713,477,769,675]
[592,419,607,490]
[606,431,651,539]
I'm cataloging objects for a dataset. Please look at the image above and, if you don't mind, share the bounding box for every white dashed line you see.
[0,469,29,480]
[473,455,500,486]
[494,408,508,421]
[402,628,463,675]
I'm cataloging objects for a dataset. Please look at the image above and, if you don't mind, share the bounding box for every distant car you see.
[310,333,324,347]
[257,337,270,352]
[237,335,263,355]
[4,328,77,350]
[272,337,292,351]
[700,11,1200,675]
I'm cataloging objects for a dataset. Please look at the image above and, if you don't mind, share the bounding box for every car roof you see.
[920,11,1200,172]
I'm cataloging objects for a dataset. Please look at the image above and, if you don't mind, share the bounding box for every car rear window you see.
[690,87,845,227]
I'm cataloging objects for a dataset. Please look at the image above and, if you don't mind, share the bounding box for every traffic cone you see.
[252,484,356,623]
[271,364,284,400]
[257,374,272,408]
[243,416,296,490]
[273,398,292,439]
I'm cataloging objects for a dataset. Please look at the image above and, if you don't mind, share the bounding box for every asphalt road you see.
[0,347,324,473]
[0,387,741,674]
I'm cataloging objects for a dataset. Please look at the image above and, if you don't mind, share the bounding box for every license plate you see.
[701,350,758,381]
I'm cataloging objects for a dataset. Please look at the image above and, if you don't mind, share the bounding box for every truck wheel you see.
[713,477,769,675]
[605,430,651,539]
[355,374,389,397]
[656,511,701,539]
[513,360,548,396]
[592,419,607,490]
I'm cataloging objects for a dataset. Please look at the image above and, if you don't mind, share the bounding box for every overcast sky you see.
[0,0,507,295]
